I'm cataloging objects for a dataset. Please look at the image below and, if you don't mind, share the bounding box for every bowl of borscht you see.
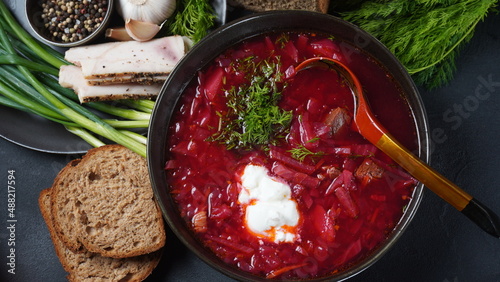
[148,11,431,281]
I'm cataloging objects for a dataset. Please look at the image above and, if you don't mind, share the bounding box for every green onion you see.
[87,102,152,121]
[0,65,66,113]
[0,54,59,75]
[119,99,154,113]
[65,126,107,148]
[0,1,65,68]
[0,79,67,120]
[119,130,148,145]
[126,99,156,111]
[105,120,149,128]
[0,95,79,127]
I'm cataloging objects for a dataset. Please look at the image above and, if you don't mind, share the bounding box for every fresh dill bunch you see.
[166,0,216,43]
[341,0,498,89]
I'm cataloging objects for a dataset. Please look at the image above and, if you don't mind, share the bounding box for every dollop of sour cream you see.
[239,164,300,243]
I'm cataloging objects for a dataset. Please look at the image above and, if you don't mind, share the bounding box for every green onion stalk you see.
[0,1,155,157]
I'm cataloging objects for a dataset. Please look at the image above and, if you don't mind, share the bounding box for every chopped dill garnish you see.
[307,137,321,143]
[275,33,290,48]
[288,144,325,162]
[209,56,292,150]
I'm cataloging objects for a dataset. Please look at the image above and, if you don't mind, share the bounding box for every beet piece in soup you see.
[165,32,418,279]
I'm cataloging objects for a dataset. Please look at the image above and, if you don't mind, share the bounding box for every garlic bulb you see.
[116,0,176,25]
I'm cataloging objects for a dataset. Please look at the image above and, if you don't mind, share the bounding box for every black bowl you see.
[148,11,430,281]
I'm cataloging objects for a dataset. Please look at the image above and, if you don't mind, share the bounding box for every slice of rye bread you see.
[228,0,330,13]
[50,144,166,258]
[39,188,162,282]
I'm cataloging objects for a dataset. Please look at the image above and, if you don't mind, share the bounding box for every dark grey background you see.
[1,2,499,282]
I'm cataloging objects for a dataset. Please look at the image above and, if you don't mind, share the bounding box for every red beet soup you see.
[164,31,419,280]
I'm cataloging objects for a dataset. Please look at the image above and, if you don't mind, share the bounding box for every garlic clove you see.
[105,27,134,41]
[125,18,161,42]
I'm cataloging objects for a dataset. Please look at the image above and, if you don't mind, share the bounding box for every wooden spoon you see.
[295,57,500,238]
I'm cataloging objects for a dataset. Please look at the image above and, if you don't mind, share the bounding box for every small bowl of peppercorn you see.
[25,0,114,48]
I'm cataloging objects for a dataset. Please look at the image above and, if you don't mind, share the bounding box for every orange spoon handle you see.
[375,132,500,238]
[377,133,472,210]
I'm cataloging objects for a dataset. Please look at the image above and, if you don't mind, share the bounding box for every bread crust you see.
[50,145,166,259]
[50,159,85,253]
[39,188,162,281]
[228,0,330,13]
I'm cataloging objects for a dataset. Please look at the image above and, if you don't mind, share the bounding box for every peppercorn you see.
[40,0,108,43]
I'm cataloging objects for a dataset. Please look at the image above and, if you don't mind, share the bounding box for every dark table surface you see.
[1,2,500,282]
